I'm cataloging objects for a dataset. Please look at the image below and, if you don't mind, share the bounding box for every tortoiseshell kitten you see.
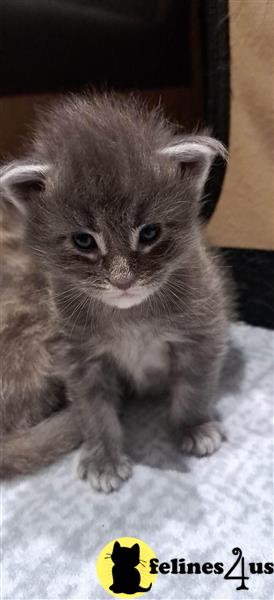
[0,190,81,476]
[0,93,230,492]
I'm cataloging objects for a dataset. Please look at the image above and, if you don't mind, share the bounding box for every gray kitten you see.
[0,93,230,492]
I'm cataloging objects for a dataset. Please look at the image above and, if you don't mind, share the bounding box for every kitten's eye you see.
[72,232,97,251]
[139,224,161,245]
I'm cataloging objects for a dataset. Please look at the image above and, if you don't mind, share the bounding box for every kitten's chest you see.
[110,325,169,388]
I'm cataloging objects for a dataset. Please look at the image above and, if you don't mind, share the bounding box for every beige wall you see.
[206,0,274,250]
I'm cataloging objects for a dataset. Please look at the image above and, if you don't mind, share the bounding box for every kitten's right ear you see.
[113,541,120,550]
[0,161,50,215]
[112,541,120,555]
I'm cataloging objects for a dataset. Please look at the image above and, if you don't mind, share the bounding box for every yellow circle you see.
[96,536,158,597]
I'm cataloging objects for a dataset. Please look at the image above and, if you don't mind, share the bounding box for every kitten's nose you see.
[109,276,134,290]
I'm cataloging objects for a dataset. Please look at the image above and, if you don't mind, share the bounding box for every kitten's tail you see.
[0,409,82,478]
[138,584,152,592]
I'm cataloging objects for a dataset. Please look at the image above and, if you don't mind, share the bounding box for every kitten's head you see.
[111,541,140,567]
[0,94,226,310]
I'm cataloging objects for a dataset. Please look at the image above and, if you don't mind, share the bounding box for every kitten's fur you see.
[0,93,230,491]
[0,191,81,476]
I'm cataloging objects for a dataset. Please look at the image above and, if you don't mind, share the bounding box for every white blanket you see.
[2,323,274,599]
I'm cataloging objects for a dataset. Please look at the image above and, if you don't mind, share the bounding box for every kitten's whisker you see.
[69,295,90,335]
[30,246,46,256]
[55,294,84,312]
[55,287,79,298]
[60,294,89,332]
[82,295,96,339]
[55,290,80,302]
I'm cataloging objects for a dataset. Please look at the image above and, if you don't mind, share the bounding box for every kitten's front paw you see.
[181,421,225,456]
[76,448,132,493]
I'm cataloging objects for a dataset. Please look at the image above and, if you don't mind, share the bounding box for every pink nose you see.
[110,277,134,290]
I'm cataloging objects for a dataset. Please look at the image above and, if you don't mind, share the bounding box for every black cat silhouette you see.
[109,541,152,594]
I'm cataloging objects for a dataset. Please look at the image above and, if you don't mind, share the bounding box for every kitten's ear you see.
[113,541,120,552]
[131,543,140,559]
[0,161,50,215]
[160,135,228,193]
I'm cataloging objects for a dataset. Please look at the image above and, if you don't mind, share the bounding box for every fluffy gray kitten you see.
[0,93,230,492]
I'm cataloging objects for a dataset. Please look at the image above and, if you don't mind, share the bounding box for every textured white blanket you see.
[2,324,274,599]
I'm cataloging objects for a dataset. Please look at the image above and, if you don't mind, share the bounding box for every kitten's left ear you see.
[0,161,50,215]
[131,543,140,558]
[160,135,228,193]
